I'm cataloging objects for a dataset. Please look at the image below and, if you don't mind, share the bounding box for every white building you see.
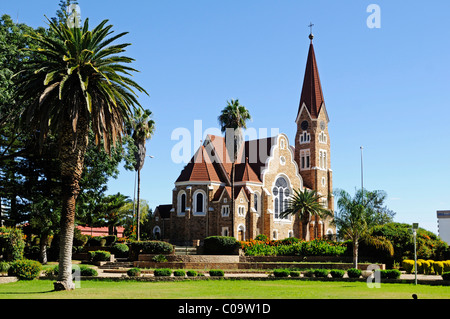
[437,211,450,244]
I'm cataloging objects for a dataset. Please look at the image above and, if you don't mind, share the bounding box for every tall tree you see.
[280,188,331,240]
[332,188,394,268]
[15,17,147,290]
[127,108,155,241]
[218,99,251,237]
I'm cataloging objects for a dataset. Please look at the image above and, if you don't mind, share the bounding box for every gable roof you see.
[175,134,278,184]
[155,204,172,219]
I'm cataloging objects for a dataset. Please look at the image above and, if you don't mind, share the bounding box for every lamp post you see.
[412,222,419,285]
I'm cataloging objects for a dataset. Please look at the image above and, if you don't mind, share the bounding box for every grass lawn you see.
[0,279,449,299]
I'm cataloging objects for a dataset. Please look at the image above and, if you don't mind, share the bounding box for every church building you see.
[152,33,336,245]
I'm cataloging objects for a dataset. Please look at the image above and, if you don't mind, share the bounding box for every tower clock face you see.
[320,121,325,130]
[301,121,308,130]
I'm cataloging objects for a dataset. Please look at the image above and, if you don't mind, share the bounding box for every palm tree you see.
[15,17,147,290]
[128,108,155,241]
[218,99,251,237]
[280,188,331,240]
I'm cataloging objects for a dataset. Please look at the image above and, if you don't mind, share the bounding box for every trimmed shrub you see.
[422,260,432,275]
[376,269,401,279]
[273,269,290,278]
[416,259,424,274]
[255,234,268,241]
[129,241,174,258]
[433,261,444,275]
[186,270,198,277]
[127,267,141,277]
[303,269,315,277]
[154,268,172,276]
[204,236,239,255]
[442,271,450,281]
[330,269,345,278]
[443,260,450,273]
[402,259,415,274]
[8,259,42,280]
[289,271,300,277]
[173,270,186,277]
[314,269,329,278]
[111,243,129,258]
[347,268,361,278]
[89,250,111,262]
[79,265,98,277]
[209,269,225,277]
[88,236,106,247]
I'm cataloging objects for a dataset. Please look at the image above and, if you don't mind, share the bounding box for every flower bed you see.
[239,238,347,257]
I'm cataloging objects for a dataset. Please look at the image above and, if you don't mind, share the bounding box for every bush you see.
[186,270,198,277]
[204,236,239,255]
[88,236,106,247]
[0,261,10,275]
[314,269,329,278]
[209,269,225,277]
[376,269,401,279]
[0,227,25,261]
[79,265,98,277]
[173,270,186,277]
[402,259,415,274]
[127,267,141,277]
[89,250,111,262]
[442,271,450,281]
[273,269,290,278]
[433,261,444,275]
[289,271,300,277]
[422,260,432,275]
[103,235,116,246]
[129,241,174,258]
[111,243,129,258]
[154,268,172,276]
[8,259,42,280]
[443,261,450,273]
[347,268,361,278]
[255,234,268,241]
[152,254,168,262]
[330,269,345,278]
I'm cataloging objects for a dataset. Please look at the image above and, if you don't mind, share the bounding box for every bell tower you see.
[294,31,334,239]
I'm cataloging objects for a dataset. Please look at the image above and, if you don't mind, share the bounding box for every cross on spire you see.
[308,22,314,41]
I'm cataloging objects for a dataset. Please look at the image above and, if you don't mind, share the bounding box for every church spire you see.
[296,30,324,120]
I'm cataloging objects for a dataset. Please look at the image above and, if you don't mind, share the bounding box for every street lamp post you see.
[412,223,419,285]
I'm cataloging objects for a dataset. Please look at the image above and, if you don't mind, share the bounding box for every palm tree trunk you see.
[231,162,235,238]
[39,232,49,265]
[54,115,89,291]
[136,168,141,241]
[353,239,359,269]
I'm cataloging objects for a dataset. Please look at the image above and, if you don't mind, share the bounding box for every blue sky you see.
[3,1,450,234]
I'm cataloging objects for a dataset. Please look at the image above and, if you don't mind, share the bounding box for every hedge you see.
[154,268,172,277]
[127,268,141,277]
[330,269,345,278]
[89,250,111,262]
[273,269,290,278]
[209,269,225,277]
[130,240,174,257]
[204,236,239,255]
[347,268,361,278]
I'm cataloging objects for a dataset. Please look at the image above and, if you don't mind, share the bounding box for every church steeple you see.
[296,32,324,121]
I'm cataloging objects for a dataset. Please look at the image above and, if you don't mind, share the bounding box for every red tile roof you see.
[77,226,125,237]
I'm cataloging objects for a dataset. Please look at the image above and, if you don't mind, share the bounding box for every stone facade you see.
[151,35,336,245]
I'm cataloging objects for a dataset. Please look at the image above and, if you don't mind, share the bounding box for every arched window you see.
[196,193,204,213]
[181,193,186,212]
[152,226,161,240]
[177,191,187,215]
[273,176,291,220]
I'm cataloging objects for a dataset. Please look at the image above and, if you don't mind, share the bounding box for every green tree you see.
[332,188,394,268]
[280,188,332,240]
[15,17,147,290]
[217,99,251,236]
[126,108,155,241]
